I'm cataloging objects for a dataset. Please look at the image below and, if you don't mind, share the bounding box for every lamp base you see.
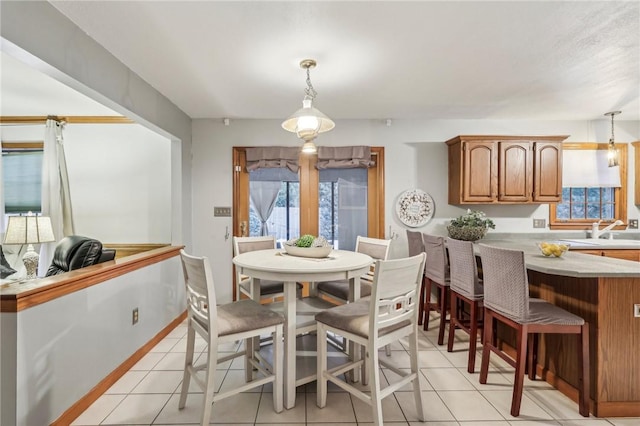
[23,244,39,280]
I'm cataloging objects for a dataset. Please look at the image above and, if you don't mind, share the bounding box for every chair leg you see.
[527,333,538,380]
[201,340,218,426]
[273,326,283,413]
[369,345,383,426]
[409,329,425,422]
[479,309,492,385]
[361,345,368,386]
[179,323,196,409]
[579,323,591,417]
[437,285,448,345]
[423,278,433,331]
[245,336,254,382]
[316,323,328,408]
[468,300,478,374]
[511,326,528,417]
[447,291,458,352]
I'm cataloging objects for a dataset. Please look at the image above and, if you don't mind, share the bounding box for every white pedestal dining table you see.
[232,248,373,409]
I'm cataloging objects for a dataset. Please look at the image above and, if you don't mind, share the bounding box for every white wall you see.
[1,123,172,244]
[192,118,640,303]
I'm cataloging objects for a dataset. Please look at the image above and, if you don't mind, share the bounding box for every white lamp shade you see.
[3,215,55,245]
[282,99,335,140]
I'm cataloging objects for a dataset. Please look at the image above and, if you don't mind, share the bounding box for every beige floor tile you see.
[396,391,456,422]
[351,392,406,422]
[552,421,610,426]
[151,338,182,352]
[306,391,357,423]
[101,393,171,425]
[131,352,166,370]
[105,371,148,394]
[408,422,459,426]
[481,389,554,420]
[71,394,125,425]
[208,392,261,423]
[154,351,187,371]
[603,419,640,426]
[422,367,476,391]
[382,367,431,391]
[256,392,305,423]
[153,393,207,424]
[418,349,456,368]
[218,368,263,393]
[525,389,589,420]
[131,370,184,394]
[438,390,504,421]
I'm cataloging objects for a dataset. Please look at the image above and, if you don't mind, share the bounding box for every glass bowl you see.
[536,242,570,258]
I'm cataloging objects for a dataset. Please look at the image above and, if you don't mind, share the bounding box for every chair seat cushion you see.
[523,300,585,325]
[451,278,483,301]
[217,300,284,336]
[315,298,409,339]
[317,280,371,300]
[239,278,302,296]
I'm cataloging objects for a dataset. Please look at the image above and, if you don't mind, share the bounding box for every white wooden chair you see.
[233,235,301,302]
[315,253,427,426]
[178,250,284,426]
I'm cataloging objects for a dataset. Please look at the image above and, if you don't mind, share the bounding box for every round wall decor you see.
[395,189,435,227]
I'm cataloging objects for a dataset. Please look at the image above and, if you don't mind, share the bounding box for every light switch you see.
[214,207,231,217]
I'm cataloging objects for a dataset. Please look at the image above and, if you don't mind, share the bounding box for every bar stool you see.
[446,237,483,373]
[421,233,450,345]
[477,244,590,417]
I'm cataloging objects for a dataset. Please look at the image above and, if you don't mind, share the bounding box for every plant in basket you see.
[283,235,332,258]
[447,209,495,241]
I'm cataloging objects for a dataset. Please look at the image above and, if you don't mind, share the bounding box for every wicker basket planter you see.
[447,225,487,242]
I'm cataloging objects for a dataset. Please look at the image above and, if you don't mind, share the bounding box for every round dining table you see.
[232,248,373,409]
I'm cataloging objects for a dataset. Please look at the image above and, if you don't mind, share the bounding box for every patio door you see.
[232,146,384,257]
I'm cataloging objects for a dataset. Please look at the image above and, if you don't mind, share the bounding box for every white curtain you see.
[249,181,281,236]
[336,178,368,251]
[39,118,75,275]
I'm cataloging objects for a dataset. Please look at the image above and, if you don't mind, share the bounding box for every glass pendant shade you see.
[282,98,335,142]
[607,141,619,167]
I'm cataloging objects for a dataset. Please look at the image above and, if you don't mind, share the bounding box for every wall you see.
[1,123,172,244]
[0,256,184,426]
[192,118,639,303]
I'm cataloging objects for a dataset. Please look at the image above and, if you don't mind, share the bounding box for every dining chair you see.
[315,253,427,426]
[406,230,426,325]
[421,233,450,345]
[445,237,483,373]
[233,235,301,302]
[316,235,391,302]
[477,244,590,417]
[178,250,285,426]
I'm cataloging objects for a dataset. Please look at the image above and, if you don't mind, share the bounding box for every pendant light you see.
[604,110,621,167]
[282,59,335,154]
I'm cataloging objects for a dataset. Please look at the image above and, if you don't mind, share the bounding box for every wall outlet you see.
[634,304,640,318]
[533,218,546,228]
[214,207,231,217]
[132,308,139,325]
[629,219,639,229]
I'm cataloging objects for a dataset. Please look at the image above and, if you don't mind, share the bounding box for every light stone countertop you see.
[476,239,640,278]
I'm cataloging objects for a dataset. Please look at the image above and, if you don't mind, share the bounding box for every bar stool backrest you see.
[422,233,449,284]
[406,230,425,258]
[180,249,216,334]
[478,244,530,321]
[446,238,483,298]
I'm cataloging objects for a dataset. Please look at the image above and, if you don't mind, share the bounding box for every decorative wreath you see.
[395,189,435,227]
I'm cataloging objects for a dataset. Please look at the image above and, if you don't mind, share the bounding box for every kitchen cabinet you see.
[446,135,567,204]
[573,248,640,262]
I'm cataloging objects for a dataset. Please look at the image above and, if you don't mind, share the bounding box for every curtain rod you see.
[0,116,134,125]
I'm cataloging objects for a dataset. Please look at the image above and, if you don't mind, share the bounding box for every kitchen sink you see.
[559,239,640,248]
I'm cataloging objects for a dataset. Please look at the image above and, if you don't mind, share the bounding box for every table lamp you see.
[3,214,55,279]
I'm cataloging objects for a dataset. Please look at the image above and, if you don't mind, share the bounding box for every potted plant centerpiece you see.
[283,234,332,258]
[447,209,495,241]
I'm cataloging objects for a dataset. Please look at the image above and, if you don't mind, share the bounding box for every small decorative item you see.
[447,209,495,241]
[283,235,332,258]
[396,189,435,227]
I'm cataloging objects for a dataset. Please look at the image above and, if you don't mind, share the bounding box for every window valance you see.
[246,147,300,172]
[316,146,374,169]
[563,150,621,188]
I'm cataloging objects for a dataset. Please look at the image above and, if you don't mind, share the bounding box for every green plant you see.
[296,234,315,247]
[449,209,495,230]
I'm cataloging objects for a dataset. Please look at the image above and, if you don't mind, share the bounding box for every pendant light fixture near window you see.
[282,59,335,154]
[605,110,621,167]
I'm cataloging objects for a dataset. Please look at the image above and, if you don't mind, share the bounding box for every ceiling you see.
[3,1,640,122]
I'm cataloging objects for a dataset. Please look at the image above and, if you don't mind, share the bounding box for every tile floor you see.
[72,316,640,425]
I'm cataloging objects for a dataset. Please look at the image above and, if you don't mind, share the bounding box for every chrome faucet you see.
[591,219,624,239]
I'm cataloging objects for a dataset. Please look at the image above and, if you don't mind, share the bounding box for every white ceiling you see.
[3,1,640,121]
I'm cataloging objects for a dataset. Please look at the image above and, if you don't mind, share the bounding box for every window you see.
[549,143,627,230]
[2,142,44,214]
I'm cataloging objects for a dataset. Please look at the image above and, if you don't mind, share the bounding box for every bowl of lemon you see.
[536,242,570,258]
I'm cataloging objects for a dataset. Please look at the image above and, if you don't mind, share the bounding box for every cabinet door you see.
[533,142,562,202]
[498,141,532,202]
[462,141,496,202]
[601,250,640,262]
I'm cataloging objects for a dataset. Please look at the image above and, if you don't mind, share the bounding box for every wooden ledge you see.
[1,245,183,313]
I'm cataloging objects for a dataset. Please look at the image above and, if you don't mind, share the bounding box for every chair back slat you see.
[370,253,426,332]
[406,230,425,257]
[422,233,449,283]
[478,244,529,320]
[233,236,277,255]
[447,238,483,297]
[356,236,391,260]
[180,250,217,332]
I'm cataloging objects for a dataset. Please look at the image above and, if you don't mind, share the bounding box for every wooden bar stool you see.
[421,233,450,345]
[477,244,590,417]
